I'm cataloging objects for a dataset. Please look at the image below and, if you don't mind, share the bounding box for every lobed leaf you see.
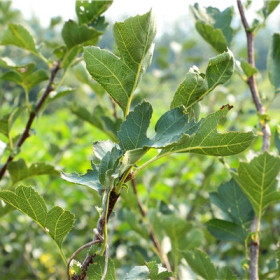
[171,50,234,110]
[0,185,74,249]
[160,105,254,157]
[84,11,156,115]
[232,152,280,217]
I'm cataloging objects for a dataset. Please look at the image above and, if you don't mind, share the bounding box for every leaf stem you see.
[100,190,110,255]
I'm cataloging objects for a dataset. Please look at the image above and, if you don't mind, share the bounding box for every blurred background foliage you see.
[0,1,280,279]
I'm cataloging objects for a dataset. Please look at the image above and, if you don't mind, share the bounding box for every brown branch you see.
[0,62,61,181]
[237,1,271,280]
[67,239,103,280]
[131,178,173,276]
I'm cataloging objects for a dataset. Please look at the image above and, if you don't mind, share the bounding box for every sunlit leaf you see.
[84,11,156,115]
[171,50,234,110]
[232,152,280,217]
[1,23,39,55]
[0,185,74,249]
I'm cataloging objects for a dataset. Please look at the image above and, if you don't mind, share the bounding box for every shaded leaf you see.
[92,140,119,160]
[7,159,59,185]
[0,185,74,249]
[76,0,112,25]
[125,266,149,280]
[61,167,103,195]
[171,50,234,110]
[62,20,102,49]
[1,23,38,55]
[160,105,254,157]
[87,255,116,280]
[218,266,237,280]
[84,11,156,115]
[190,4,234,52]
[183,249,217,280]
[206,219,247,243]
[268,33,280,94]
[263,1,280,19]
[240,60,258,78]
[232,152,280,217]
[145,261,173,279]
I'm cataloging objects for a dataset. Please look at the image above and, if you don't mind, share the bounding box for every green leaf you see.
[183,249,218,280]
[207,179,254,242]
[190,4,234,52]
[86,255,116,280]
[92,140,119,161]
[7,159,59,185]
[171,50,234,110]
[62,20,102,49]
[206,219,248,243]
[218,266,237,280]
[118,101,153,151]
[99,146,122,187]
[268,33,280,94]
[240,60,258,78]
[47,86,75,103]
[277,245,280,277]
[160,105,254,157]
[0,185,74,249]
[145,261,173,279]
[1,23,39,55]
[263,1,280,19]
[61,167,103,195]
[76,0,113,25]
[84,10,156,115]
[232,152,280,217]
[118,101,200,152]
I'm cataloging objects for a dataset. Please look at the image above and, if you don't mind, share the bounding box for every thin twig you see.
[237,1,271,280]
[0,61,61,181]
[67,238,104,280]
[131,178,173,277]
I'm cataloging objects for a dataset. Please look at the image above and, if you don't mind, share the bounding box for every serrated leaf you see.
[118,101,200,152]
[1,23,39,55]
[190,4,234,52]
[61,167,103,195]
[118,101,153,151]
[218,266,237,280]
[206,219,247,243]
[84,10,156,115]
[160,105,254,157]
[7,159,59,185]
[62,20,102,49]
[76,0,113,25]
[268,33,280,94]
[184,249,217,280]
[171,50,234,110]
[87,255,116,280]
[0,185,74,249]
[145,261,173,279]
[232,152,280,217]
[207,179,254,242]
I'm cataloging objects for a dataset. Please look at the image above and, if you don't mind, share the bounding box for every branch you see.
[131,178,173,277]
[0,61,61,181]
[237,1,271,280]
